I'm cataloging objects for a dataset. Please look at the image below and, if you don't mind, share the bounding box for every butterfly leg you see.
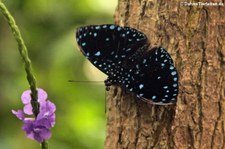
[104,77,113,91]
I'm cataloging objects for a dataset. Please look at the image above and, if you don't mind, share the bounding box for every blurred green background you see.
[0,0,117,148]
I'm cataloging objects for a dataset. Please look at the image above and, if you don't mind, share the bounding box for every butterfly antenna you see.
[68,80,104,83]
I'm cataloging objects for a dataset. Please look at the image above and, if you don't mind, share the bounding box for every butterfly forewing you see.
[76,24,148,75]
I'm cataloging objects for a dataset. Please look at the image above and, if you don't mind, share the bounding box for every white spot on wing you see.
[95,51,101,56]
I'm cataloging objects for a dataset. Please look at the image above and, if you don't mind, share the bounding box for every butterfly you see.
[75,24,178,105]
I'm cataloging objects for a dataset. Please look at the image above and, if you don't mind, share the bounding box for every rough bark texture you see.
[105,0,225,149]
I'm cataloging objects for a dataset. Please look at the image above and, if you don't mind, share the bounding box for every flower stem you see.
[0,2,48,149]
[0,2,39,117]
[41,141,48,149]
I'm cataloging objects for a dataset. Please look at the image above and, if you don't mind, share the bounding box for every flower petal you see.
[37,88,48,103]
[33,127,52,143]
[23,104,33,115]
[37,100,56,128]
[12,110,24,120]
[22,119,35,134]
[21,90,31,104]
[36,118,52,128]
[39,128,52,141]
[39,100,56,115]
[49,113,56,127]
[33,133,44,143]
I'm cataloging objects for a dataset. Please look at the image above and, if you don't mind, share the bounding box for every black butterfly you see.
[75,24,178,105]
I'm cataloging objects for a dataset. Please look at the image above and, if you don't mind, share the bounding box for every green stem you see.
[0,2,39,116]
[41,141,48,149]
[0,2,48,149]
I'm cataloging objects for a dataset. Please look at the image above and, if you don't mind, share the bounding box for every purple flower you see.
[12,88,56,143]
[22,119,52,143]
[37,100,56,128]
[21,88,48,115]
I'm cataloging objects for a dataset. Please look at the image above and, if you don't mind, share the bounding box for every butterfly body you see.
[76,24,178,105]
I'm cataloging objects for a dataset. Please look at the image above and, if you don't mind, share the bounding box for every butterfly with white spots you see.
[75,24,178,105]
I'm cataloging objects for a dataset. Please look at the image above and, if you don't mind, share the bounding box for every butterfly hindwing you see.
[118,47,178,104]
[134,63,178,104]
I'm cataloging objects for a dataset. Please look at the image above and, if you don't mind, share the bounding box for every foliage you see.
[0,0,116,148]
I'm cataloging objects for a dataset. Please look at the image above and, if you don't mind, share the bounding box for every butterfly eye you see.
[75,24,178,105]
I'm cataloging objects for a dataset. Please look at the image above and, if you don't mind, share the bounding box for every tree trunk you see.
[105,0,225,149]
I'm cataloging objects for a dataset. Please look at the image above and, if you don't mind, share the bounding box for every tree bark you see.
[105,0,225,149]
